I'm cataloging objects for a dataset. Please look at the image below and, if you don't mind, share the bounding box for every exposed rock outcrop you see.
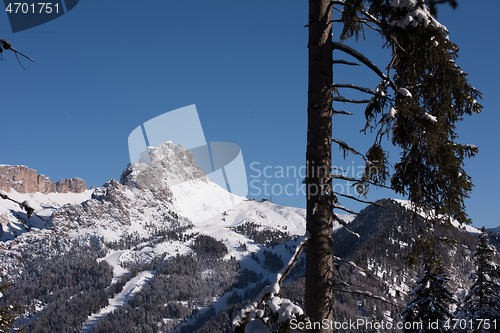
[0,165,86,194]
[120,141,208,196]
[51,178,185,234]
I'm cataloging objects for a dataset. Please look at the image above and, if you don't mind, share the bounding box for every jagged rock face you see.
[51,179,185,236]
[0,165,86,194]
[121,141,245,224]
[120,141,208,194]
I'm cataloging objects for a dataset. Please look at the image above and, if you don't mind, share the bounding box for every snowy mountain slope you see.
[168,179,245,225]
[487,226,500,235]
[50,179,189,243]
[0,142,364,328]
[7,142,492,332]
[0,141,355,247]
[121,141,246,224]
[70,198,313,332]
[329,198,493,325]
[0,172,493,333]
[0,188,93,241]
[0,143,316,331]
[79,269,155,333]
[392,198,481,234]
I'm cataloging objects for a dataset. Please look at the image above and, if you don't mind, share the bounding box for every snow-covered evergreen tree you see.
[401,263,457,333]
[457,227,500,333]
[402,227,457,333]
[0,272,20,332]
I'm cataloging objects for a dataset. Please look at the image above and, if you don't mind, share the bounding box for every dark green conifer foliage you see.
[388,20,481,225]
[0,280,14,331]
[237,1,480,330]
[0,274,22,332]
[457,227,500,332]
[401,260,457,332]
[341,0,482,225]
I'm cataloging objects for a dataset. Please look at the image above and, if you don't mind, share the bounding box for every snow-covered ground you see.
[169,178,246,225]
[100,250,131,284]
[0,141,358,332]
[392,198,481,234]
[0,140,490,332]
[79,270,155,333]
[0,189,93,241]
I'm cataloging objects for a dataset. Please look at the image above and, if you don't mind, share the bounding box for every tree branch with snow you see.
[0,39,34,69]
[0,190,48,222]
[232,232,310,332]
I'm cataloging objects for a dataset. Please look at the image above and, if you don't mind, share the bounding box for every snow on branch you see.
[333,42,397,92]
[332,109,353,115]
[333,96,371,104]
[333,59,360,66]
[275,231,310,289]
[332,139,366,162]
[232,232,311,332]
[331,83,375,95]
[334,213,360,237]
[0,190,47,221]
[398,87,412,97]
[389,0,448,32]
[422,112,437,123]
[333,204,359,216]
[360,8,380,25]
[385,107,397,120]
[331,174,357,182]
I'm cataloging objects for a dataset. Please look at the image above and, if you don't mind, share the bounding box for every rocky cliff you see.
[120,141,209,198]
[0,165,86,194]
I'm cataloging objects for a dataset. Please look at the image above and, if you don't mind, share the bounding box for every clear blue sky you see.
[1,1,498,228]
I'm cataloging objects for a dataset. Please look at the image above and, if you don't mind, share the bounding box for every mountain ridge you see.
[0,143,498,332]
[0,164,86,194]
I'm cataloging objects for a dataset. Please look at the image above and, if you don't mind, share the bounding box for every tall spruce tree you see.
[234,1,480,331]
[339,0,482,225]
[457,227,500,333]
[305,0,481,330]
[305,0,335,327]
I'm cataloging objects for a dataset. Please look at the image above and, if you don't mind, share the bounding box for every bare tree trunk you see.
[305,0,335,331]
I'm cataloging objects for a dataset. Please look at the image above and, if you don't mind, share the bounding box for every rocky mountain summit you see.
[120,141,208,194]
[121,141,244,223]
[0,165,86,194]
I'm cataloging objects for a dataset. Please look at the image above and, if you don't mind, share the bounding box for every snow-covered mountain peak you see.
[121,141,245,224]
[120,141,209,194]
